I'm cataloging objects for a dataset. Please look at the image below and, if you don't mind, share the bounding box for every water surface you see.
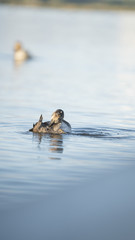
[0,5,135,212]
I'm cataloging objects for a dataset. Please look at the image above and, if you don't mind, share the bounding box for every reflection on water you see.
[32,133,63,156]
[49,134,63,154]
[13,59,29,68]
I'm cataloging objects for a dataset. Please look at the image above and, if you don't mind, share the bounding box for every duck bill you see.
[48,119,54,127]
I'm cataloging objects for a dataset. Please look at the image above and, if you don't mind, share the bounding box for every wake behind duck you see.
[29,109,71,134]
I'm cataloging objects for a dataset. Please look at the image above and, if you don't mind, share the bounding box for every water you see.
[0,4,135,213]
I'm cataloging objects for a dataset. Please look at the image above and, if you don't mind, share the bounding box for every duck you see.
[29,109,71,134]
[14,41,31,62]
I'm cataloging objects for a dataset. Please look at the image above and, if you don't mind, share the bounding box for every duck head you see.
[14,42,22,52]
[49,109,64,127]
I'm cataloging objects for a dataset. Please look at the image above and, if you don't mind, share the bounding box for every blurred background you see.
[1,0,135,9]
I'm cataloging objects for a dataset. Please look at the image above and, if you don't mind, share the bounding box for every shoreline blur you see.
[1,0,135,11]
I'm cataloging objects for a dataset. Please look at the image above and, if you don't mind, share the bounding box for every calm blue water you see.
[0,4,135,211]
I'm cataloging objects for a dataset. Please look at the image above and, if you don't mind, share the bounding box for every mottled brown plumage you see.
[29,109,71,134]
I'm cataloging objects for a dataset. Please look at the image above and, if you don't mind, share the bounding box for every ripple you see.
[71,127,135,140]
[24,126,135,140]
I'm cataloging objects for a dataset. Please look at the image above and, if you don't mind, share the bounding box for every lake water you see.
[0,4,135,239]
